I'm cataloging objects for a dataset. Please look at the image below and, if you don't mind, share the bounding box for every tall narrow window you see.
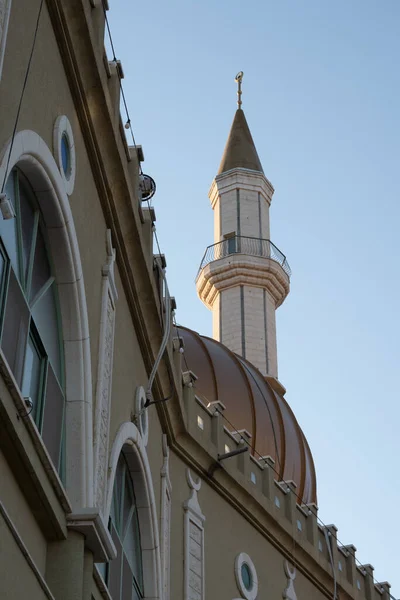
[104,454,144,600]
[0,168,65,475]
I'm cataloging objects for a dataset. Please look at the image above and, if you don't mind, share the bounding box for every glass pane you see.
[0,174,18,274]
[122,554,133,600]
[96,562,107,582]
[1,269,30,385]
[0,248,6,297]
[123,469,135,534]
[18,175,36,282]
[61,134,71,178]
[21,333,44,423]
[30,226,51,304]
[123,508,143,592]
[109,524,122,600]
[241,563,252,590]
[41,363,65,470]
[32,283,62,382]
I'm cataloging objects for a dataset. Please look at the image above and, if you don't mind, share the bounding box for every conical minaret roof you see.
[218,108,264,175]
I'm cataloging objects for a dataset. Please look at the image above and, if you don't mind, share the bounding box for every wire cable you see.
[1,0,44,194]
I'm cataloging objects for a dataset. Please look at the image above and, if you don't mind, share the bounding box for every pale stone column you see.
[198,108,290,379]
[198,169,288,378]
[46,531,86,600]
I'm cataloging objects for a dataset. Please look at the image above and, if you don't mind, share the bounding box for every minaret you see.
[196,73,290,379]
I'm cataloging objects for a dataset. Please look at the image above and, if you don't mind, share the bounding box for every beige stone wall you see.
[0,448,47,574]
[1,0,106,389]
[0,0,167,597]
[243,285,266,372]
[260,193,271,239]
[239,188,260,238]
[168,449,328,600]
[0,513,49,600]
[265,289,278,377]
[219,188,237,238]
[212,293,220,340]
[220,286,242,355]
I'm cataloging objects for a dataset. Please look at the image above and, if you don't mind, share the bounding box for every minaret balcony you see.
[196,235,290,309]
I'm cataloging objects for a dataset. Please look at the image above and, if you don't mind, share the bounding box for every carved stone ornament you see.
[94,230,118,516]
[184,469,205,600]
[283,560,298,600]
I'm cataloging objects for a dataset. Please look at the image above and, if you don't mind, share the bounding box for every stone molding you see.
[67,508,116,563]
[160,434,172,600]
[209,167,274,210]
[197,254,290,309]
[0,500,55,600]
[53,114,76,195]
[184,469,205,600]
[0,129,93,509]
[94,230,118,515]
[234,552,258,600]
[106,422,162,600]
[283,561,298,600]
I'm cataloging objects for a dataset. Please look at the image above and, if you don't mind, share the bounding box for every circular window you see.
[53,115,76,195]
[241,563,252,590]
[234,553,258,600]
[61,133,71,179]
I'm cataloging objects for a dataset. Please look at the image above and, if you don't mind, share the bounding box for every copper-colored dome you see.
[179,327,317,505]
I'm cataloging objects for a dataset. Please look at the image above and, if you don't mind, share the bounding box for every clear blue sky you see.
[108,1,400,593]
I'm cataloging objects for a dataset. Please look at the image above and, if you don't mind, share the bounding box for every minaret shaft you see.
[212,285,278,377]
[196,106,290,379]
[215,187,270,244]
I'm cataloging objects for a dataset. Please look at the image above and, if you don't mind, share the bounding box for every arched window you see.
[106,453,144,600]
[0,168,65,476]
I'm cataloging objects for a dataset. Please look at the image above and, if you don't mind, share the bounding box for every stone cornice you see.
[166,430,335,600]
[196,254,290,308]
[209,168,274,210]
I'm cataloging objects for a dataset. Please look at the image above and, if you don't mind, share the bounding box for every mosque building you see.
[0,2,392,600]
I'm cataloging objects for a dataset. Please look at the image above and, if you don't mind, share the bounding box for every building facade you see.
[0,2,392,600]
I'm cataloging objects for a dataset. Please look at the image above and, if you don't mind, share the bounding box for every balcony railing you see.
[196,235,291,280]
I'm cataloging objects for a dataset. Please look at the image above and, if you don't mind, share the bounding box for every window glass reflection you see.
[21,333,44,421]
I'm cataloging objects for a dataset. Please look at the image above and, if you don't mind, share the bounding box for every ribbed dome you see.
[179,327,317,505]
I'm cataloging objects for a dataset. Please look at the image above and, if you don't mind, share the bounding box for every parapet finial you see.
[235,71,243,109]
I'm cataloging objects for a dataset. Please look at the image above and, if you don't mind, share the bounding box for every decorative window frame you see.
[234,552,258,600]
[160,434,172,600]
[0,129,93,510]
[106,422,162,600]
[0,0,12,81]
[53,115,76,196]
[283,560,298,600]
[93,229,118,514]
[184,469,205,600]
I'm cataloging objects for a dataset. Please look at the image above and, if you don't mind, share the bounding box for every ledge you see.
[0,351,70,540]
[67,508,116,563]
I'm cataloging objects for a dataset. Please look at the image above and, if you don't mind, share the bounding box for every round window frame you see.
[234,553,258,600]
[53,115,76,196]
[135,386,149,446]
